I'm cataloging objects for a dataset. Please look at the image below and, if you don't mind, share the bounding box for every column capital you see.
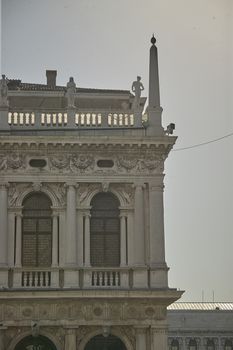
[150,184,164,192]
[65,181,78,189]
[133,181,145,189]
[14,206,23,214]
[119,209,128,218]
[0,182,9,190]
[134,325,148,333]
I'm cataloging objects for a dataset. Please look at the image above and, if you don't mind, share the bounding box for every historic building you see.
[167,302,233,350]
[0,37,182,349]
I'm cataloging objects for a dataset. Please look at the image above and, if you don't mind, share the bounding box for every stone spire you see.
[149,35,160,108]
[147,35,164,136]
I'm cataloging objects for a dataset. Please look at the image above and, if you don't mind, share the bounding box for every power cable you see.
[172,132,233,152]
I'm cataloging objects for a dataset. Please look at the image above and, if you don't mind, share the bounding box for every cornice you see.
[0,135,177,149]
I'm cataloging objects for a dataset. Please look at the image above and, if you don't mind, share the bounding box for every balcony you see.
[1,109,144,131]
[10,267,131,289]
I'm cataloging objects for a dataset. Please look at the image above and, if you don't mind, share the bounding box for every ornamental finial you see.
[151,34,156,45]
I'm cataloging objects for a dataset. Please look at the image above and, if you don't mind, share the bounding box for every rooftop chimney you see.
[46,70,57,87]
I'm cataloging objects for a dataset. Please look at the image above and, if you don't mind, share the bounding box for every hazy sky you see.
[1,0,233,302]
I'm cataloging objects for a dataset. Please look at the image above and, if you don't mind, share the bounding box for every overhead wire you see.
[172,132,233,152]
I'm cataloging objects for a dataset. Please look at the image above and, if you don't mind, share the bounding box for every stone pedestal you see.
[64,269,79,288]
[133,267,148,288]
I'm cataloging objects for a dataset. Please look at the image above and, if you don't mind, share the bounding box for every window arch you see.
[189,339,197,350]
[22,193,52,267]
[171,339,179,350]
[225,340,233,350]
[84,334,127,350]
[15,335,57,350]
[207,339,215,350]
[90,192,120,267]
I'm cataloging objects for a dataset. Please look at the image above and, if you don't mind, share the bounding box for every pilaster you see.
[149,180,168,288]
[151,327,168,350]
[65,328,77,350]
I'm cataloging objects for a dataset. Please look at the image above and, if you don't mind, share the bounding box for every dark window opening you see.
[97,159,114,168]
[90,192,120,267]
[29,159,47,168]
[22,193,52,267]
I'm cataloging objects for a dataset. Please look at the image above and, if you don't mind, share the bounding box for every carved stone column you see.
[149,180,168,288]
[15,212,22,267]
[64,183,79,288]
[0,183,8,267]
[133,183,148,288]
[151,327,167,350]
[149,182,165,264]
[120,212,127,266]
[135,326,147,350]
[8,209,16,267]
[0,328,6,350]
[66,183,77,266]
[65,329,77,350]
[134,183,145,266]
[84,211,91,267]
[52,213,59,267]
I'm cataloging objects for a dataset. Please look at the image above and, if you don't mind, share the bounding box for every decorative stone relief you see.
[112,183,134,205]
[76,326,98,348]
[119,326,136,349]
[71,154,94,172]
[8,183,29,206]
[0,150,166,175]
[0,301,167,323]
[77,183,101,205]
[0,154,26,171]
[117,156,138,171]
[45,183,66,207]
[8,182,66,207]
[50,155,70,170]
[101,182,109,192]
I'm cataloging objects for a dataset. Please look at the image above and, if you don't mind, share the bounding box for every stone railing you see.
[22,270,51,287]
[11,267,130,289]
[83,268,129,289]
[5,110,142,129]
[92,270,120,287]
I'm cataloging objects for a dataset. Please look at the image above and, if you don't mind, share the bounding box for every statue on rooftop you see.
[0,74,9,107]
[131,76,144,110]
[66,77,76,108]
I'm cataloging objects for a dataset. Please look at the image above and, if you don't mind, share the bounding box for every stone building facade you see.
[168,303,233,350]
[0,38,182,349]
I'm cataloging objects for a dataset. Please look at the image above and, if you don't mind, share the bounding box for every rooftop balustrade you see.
[0,110,144,131]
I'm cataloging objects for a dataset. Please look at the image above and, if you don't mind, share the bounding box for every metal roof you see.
[168,302,233,311]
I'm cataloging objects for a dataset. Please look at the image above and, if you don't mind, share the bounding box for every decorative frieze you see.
[0,150,166,175]
[0,301,167,323]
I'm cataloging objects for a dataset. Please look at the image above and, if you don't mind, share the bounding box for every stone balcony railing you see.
[10,267,130,289]
[3,110,143,129]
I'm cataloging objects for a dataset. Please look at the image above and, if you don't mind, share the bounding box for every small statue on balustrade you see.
[0,74,9,107]
[66,77,76,108]
[131,76,144,110]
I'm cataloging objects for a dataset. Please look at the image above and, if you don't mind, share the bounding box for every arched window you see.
[207,339,215,350]
[84,334,127,350]
[225,340,233,350]
[22,193,52,267]
[171,339,179,350]
[189,339,197,350]
[90,192,120,267]
[15,335,57,350]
